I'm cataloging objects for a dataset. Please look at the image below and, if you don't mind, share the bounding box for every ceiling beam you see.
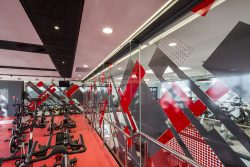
[0,73,60,78]
[0,40,47,54]
[0,65,57,71]
[20,0,85,78]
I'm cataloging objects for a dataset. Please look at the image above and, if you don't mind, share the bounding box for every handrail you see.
[85,106,202,167]
[87,107,131,138]
[138,132,202,167]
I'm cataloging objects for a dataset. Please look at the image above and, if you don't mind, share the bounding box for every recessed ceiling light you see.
[54,25,60,30]
[78,74,81,77]
[131,74,137,78]
[168,42,177,47]
[82,64,88,68]
[62,61,65,64]
[102,27,113,34]
[117,67,122,70]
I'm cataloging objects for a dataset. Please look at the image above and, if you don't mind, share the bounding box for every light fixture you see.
[196,78,211,82]
[62,61,65,64]
[117,67,122,70]
[131,74,137,78]
[82,64,88,68]
[78,74,81,77]
[102,27,113,34]
[54,25,60,30]
[168,42,177,47]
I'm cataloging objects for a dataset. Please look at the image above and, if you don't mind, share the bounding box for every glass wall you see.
[83,0,250,166]
[25,81,84,114]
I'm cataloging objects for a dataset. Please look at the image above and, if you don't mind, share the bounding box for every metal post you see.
[125,137,128,167]
[90,109,94,129]
[103,118,105,147]
[82,106,202,167]
[143,141,148,167]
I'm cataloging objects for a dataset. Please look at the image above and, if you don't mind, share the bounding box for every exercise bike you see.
[21,125,86,167]
[35,104,48,128]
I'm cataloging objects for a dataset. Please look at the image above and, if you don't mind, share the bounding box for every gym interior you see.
[0,0,250,166]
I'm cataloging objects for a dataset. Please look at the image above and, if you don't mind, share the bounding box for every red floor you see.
[0,115,119,167]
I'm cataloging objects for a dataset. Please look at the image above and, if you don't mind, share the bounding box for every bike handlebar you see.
[25,134,86,164]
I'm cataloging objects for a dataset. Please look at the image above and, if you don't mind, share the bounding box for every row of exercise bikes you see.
[0,98,86,167]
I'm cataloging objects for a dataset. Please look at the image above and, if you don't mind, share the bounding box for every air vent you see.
[75,67,91,72]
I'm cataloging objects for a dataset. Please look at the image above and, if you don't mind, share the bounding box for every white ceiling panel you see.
[0,0,42,44]
[0,49,55,69]
[0,68,59,76]
[74,0,166,79]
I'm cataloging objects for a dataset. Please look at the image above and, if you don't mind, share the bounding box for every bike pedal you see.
[70,157,77,164]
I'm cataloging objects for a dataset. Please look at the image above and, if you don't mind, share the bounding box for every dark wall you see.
[0,80,24,117]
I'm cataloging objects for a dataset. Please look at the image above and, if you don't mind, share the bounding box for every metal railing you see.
[84,106,202,167]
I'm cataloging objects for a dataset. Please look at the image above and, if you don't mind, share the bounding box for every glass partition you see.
[83,0,250,166]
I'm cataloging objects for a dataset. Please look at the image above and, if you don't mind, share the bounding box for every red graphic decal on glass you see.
[192,0,215,16]
[107,82,112,96]
[37,81,44,87]
[90,84,93,93]
[158,81,229,143]
[124,126,132,148]
[28,83,56,110]
[101,72,105,84]
[99,99,108,127]
[119,61,145,131]
[69,100,75,105]
[66,84,79,97]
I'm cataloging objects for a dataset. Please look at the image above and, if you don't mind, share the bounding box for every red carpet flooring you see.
[0,115,119,167]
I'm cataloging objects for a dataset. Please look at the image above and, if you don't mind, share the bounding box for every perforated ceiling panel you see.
[20,0,85,78]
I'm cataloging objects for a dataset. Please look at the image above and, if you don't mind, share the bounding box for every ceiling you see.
[0,0,166,81]
[73,0,166,80]
[102,0,250,86]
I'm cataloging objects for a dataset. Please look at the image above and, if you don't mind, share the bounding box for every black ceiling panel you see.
[0,65,56,71]
[0,40,47,54]
[20,0,85,78]
[0,73,60,78]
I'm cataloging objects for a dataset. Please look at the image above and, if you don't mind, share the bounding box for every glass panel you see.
[83,0,250,166]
